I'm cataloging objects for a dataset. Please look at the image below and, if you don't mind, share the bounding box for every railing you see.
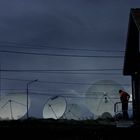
[114,101,133,121]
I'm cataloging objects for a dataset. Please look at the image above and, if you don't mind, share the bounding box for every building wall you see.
[132,74,140,121]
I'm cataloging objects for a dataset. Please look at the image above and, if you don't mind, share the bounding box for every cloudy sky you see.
[0,0,139,119]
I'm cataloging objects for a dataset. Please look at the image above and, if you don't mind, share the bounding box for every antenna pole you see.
[96,95,103,111]
[9,100,14,120]
[106,95,115,104]
[49,104,58,119]
[0,100,9,110]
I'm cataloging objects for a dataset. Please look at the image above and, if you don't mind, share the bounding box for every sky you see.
[0,0,140,119]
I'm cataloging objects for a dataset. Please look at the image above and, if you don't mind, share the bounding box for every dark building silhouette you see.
[123,8,140,122]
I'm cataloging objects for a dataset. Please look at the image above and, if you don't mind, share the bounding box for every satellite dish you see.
[62,103,85,120]
[85,80,124,117]
[43,96,67,119]
[100,112,113,119]
[0,93,30,120]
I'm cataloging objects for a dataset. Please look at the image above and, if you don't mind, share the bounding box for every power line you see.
[2,76,125,84]
[1,81,130,86]
[37,80,130,86]
[1,78,30,82]
[21,92,121,99]
[0,50,123,58]
[1,78,130,86]
[0,45,125,52]
[0,68,122,72]
[1,88,131,94]
[1,89,26,91]
[0,41,125,52]
[0,72,122,75]
[6,91,121,99]
[29,90,117,95]
[0,71,123,76]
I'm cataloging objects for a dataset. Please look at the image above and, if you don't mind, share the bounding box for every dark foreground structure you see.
[124,8,140,123]
[0,119,139,140]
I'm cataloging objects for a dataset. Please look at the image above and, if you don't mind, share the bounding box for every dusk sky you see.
[0,0,140,119]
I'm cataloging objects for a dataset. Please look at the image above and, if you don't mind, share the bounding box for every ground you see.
[0,119,139,140]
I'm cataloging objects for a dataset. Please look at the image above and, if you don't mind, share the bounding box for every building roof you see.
[123,8,140,75]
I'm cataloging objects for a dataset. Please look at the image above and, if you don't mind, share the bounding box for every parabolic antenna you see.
[62,103,85,120]
[85,80,124,117]
[43,96,67,119]
[100,112,113,119]
[0,93,31,120]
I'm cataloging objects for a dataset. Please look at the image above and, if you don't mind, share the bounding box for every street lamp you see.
[26,79,38,119]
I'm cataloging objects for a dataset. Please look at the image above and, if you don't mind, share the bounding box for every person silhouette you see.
[119,90,130,120]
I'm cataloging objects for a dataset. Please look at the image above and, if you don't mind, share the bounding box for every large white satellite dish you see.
[85,80,124,117]
[0,93,30,120]
[43,96,67,119]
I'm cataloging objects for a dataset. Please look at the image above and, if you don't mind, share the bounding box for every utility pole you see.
[0,64,1,100]
[26,79,38,119]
